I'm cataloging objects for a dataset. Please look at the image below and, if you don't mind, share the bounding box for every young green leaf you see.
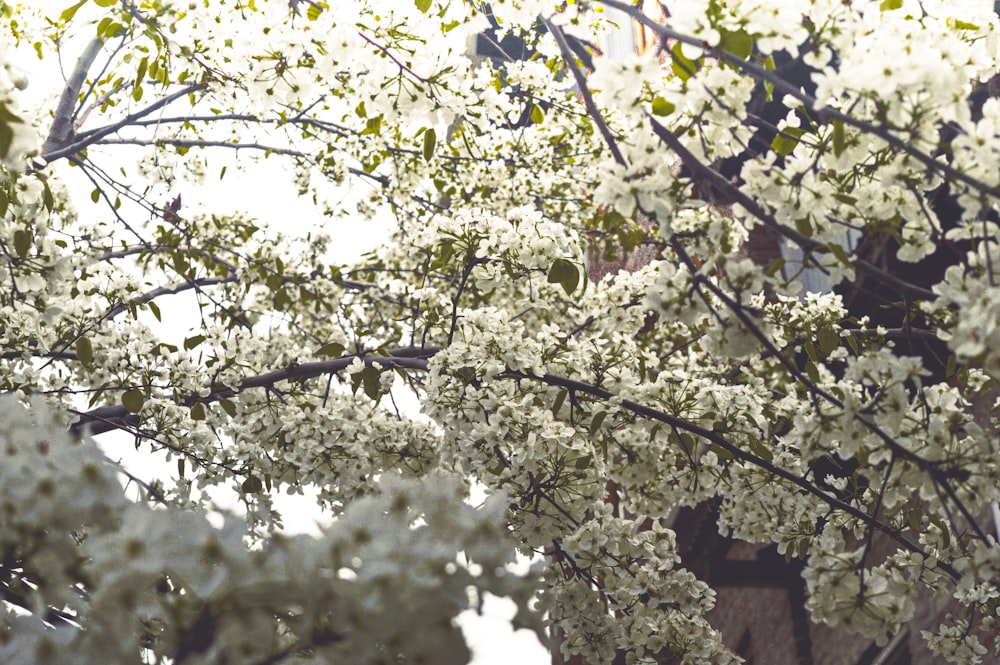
[307,1,327,20]
[827,241,852,267]
[317,342,346,358]
[547,258,580,295]
[60,0,88,22]
[76,337,94,366]
[718,28,753,60]
[422,127,436,162]
[220,399,238,417]
[832,119,846,157]
[13,229,30,259]
[122,389,145,414]
[551,389,567,416]
[184,334,206,350]
[589,410,607,435]
[670,42,698,81]
[818,325,840,355]
[771,126,805,156]
[651,97,675,117]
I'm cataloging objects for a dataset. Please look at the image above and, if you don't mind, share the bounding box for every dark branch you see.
[70,346,441,436]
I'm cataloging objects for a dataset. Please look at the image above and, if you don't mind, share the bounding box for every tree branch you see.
[645,114,937,301]
[599,0,1000,202]
[70,346,441,436]
[42,38,105,156]
[79,137,391,187]
[500,367,958,580]
[42,84,206,163]
[541,17,627,167]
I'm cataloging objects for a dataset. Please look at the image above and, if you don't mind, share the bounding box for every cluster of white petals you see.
[1,0,1000,662]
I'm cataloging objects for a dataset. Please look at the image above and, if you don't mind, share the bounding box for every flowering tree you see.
[2,0,1000,663]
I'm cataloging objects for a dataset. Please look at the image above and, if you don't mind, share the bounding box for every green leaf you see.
[712,444,734,460]
[220,399,237,417]
[136,56,148,86]
[551,388,567,416]
[361,366,381,400]
[60,0,88,22]
[804,359,820,384]
[827,241,852,267]
[547,258,580,295]
[879,0,902,10]
[718,28,753,60]
[122,388,145,414]
[184,334,206,350]
[42,180,54,211]
[415,0,432,12]
[771,126,804,156]
[317,342,346,358]
[763,55,776,100]
[275,287,291,310]
[94,0,118,6]
[845,332,859,355]
[804,339,819,364]
[242,475,263,494]
[147,301,161,322]
[361,115,382,135]
[832,119,846,157]
[589,410,607,435]
[422,127,436,162]
[306,1,327,20]
[190,402,206,420]
[950,19,981,31]
[101,21,127,39]
[794,216,813,238]
[91,188,100,203]
[651,96,675,117]
[946,354,957,378]
[670,42,698,81]
[749,438,773,463]
[818,325,839,355]
[13,229,30,259]
[76,337,94,365]
[177,457,185,478]
[530,105,544,124]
